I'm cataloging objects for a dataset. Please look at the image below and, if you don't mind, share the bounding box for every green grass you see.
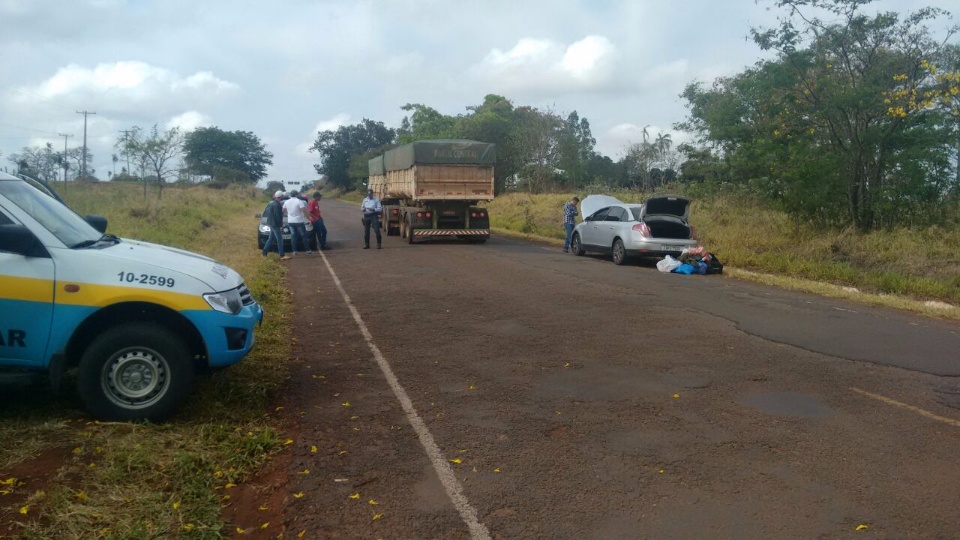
[1,183,292,539]
[486,189,960,311]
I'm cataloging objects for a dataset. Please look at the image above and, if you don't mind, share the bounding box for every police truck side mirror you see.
[0,224,46,257]
[84,215,108,234]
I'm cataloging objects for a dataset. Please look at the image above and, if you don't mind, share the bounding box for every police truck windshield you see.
[0,178,101,248]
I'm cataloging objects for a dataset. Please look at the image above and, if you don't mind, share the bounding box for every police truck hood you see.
[99,238,241,290]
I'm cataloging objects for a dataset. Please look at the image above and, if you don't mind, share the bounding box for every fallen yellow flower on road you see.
[19,506,28,515]
[468,385,476,390]
[338,450,347,455]
[342,402,351,407]
[493,468,501,473]
[372,513,383,521]
[349,493,360,499]
[293,492,305,499]
[275,406,284,412]
[76,491,88,501]
[564,362,570,367]
[310,445,318,453]
[284,439,294,445]
[258,505,269,511]
[450,458,462,464]
[236,527,246,534]
[369,499,378,505]
[182,524,195,531]
[172,501,180,510]
[0,490,10,496]
[672,393,680,399]
[297,531,306,538]
[0,478,16,486]
[856,525,870,531]
[261,522,270,529]
[226,483,237,489]
[298,469,310,475]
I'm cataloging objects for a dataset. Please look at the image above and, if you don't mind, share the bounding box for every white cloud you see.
[294,113,352,157]
[11,61,238,109]
[166,111,213,132]
[469,35,618,95]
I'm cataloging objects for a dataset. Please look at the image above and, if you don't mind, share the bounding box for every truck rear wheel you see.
[77,323,194,422]
[407,221,416,244]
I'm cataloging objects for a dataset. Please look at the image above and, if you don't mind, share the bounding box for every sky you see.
[0,0,955,185]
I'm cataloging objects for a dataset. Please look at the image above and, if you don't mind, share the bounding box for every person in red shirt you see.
[308,192,329,250]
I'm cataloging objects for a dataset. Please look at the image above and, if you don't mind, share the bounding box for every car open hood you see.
[641,196,690,220]
[580,195,623,220]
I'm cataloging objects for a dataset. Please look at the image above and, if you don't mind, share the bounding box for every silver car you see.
[571,195,698,265]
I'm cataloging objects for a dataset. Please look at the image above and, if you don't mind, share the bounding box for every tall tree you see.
[7,143,60,182]
[118,125,184,199]
[511,106,564,193]
[557,111,597,189]
[310,119,395,190]
[183,127,274,183]
[681,0,957,228]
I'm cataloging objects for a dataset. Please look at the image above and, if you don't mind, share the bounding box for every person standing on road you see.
[262,190,288,260]
[308,191,328,250]
[361,189,382,249]
[283,189,312,256]
[563,196,580,253]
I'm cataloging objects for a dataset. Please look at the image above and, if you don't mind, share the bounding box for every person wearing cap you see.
[282,189,312,256]
[307,191,328,250]
[262,190,288,260]
[360,189,382,249]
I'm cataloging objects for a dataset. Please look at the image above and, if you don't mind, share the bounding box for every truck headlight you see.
[204,288,243,315]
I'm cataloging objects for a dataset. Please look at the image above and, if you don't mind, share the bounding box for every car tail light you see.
[479,212,486,217]
[632,223,651,238]
[689,225,697,240]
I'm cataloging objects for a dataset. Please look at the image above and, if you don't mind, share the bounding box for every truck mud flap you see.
[413,230,489,237]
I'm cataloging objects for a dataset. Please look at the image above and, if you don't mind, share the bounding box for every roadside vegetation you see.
[484,186,960,318]
[0,183,291,539]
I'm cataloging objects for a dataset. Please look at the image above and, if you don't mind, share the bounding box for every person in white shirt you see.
[360,189,382,249]
[282,190,312,255]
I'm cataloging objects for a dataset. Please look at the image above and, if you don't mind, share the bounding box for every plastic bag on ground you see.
[673,263,696,275]
[657,255,682,273]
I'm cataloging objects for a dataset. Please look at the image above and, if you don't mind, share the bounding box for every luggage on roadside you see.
[706,253,724,274]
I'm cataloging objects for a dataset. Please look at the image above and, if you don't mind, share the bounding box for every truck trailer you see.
[368,139,495,243]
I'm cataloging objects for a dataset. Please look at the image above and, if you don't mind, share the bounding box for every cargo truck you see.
[368,139,495,244]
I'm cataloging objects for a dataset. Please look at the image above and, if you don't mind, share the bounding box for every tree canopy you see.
[183,127,273,183]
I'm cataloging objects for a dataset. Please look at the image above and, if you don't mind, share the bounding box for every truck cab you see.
[0,172,263,421]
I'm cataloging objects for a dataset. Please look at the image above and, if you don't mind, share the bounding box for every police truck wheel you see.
[77,323,194,422]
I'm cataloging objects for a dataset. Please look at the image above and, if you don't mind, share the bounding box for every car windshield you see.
[0,180,101,247]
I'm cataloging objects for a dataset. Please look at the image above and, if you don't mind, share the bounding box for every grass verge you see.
[0,183,292,539]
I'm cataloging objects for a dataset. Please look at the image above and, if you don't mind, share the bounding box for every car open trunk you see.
[645,216,692,239]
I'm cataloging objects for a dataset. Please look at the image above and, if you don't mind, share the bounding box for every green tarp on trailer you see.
[368,155,385,176]
[381,140,496,172]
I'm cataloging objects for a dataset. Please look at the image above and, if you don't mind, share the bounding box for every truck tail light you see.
[416,212,423,218]
[392,209,399,215]
[632,223,651,238]
[425,212,432,218]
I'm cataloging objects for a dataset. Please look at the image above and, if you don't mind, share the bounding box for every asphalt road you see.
[253,198,960,539]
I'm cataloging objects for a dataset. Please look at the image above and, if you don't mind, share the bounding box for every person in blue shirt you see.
[361,189,382,249]
[562,196,580,253]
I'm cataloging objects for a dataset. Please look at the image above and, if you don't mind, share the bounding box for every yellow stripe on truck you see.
[56,282,209,311]
[0,276,55,302]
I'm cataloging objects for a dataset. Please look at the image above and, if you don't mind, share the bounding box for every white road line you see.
[318,251,492,540]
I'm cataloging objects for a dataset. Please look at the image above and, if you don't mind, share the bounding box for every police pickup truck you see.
[0,172,263,421]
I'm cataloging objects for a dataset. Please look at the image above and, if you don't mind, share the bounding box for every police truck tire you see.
[77,323,194,422]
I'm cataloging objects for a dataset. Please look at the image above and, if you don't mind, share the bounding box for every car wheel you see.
[612,238,627,265]
[571,233,585,256]
[77,323,194,422]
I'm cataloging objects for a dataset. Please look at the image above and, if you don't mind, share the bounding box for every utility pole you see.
[57,133,73,188]
[119,129,134,179]
[76,110,96,181]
